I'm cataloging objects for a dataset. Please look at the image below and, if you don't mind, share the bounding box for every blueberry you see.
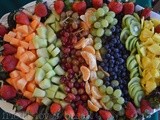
[114,48,119,53]
[105,45,109,49]
[110,56,114,60]
[113,75,117,79]
[122,72,126,77]
[100,62,105,67]
[114,67,118,72]
[105,54,110,58]
[104,67,108,72]
[104,59,108,63]
[105,81,110,86]
[107,49,111,53]
[109,68,113,73]
[111,26,116,32]
[119,58,124,64]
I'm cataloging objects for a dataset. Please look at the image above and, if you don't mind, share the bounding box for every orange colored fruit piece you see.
[87,100,99,112]
[82,46,95,54]
[80,65,90,81]
[91,86,102,99]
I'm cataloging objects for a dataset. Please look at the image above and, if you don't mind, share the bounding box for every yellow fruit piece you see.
[82,45,95,54]
[74,37,93,49]
[90,96,102,108]
[91,86,102,99]
[139,46,146,56]
[151,58,160,68]
[145,79,157,94]
[142,56,151,68]
[150,68,159,78]
[152,33,160,43]
[151,18,160,27]
[147,43,160,55]
[80,65,90,81]
[142,38,154,46]
[141,17,144,29]
[144,20,154,30]
[85,81,91,95]
[87,100,99,112]
[143,72,152,81]
[140,28,153,42]
[146,51,156,59]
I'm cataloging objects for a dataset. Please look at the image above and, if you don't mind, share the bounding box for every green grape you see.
[95,79,103,87]
[97,70,105,79]
[117,97,125,104]
[91,28,97,36]
[113,104,122,111]
[111,18,118,26]
[106,86,113,95]
[89,15,97,23]
[105,29,112,36]
[105,16,113,24]
[99,85,107,93]
[107,11,115,18]
[101,19,109,28]
[106,101,114,110]
[97,8,105,17]
[118,108,125,116]
[94,42,102,50]
[94,22,101,28]
[96,28,104,37]
[111,80,119,87]
[100,47,107,55]
[102,95,110,103]
[113,89,122,98]
[94,37,102,43]
[103,5,109,14]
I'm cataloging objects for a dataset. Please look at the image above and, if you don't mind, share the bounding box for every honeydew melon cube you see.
[36,26,47,39]
[55,39,62,47]
[38,39,47,48]
[33,88,46,97]
[44,14,56,25]
[42,97,52,106]
[37,48,49,58]
[35,57,46,67]
[45,89,56,99]
[51,21,61,32]
[51,47,60,57]
[48,57,60,67]
[46,25,57,44]
[55,91,66,99]
[51,76,61,84]
[52,10,60,21]
[60,101,69,108]
[42,63,53,72]
[47,44,55,54]
[54,65,65,75]
[32,35,40,49]
[49,84,59,92]
[46,70,56,79]
[39,79,51,89]
[35,68,45,83]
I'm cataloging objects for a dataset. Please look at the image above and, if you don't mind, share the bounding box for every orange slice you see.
[80,66,90,81]
[82,46,95,55]
[85,81,91,95]
[100,100,107,110]
[90,71,97,81]
[81,51,89,64]
[74,37,93,49]
[88,100,99,112]
[91,86,102,99]
[95,50,103,61]
[90,96,102,108]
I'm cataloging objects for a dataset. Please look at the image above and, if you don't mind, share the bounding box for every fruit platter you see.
[0,0,160,120]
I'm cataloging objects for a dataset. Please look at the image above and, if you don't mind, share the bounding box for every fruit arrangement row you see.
[0,0,160,120]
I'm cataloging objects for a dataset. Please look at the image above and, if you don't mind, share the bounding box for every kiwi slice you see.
[122,15,133,27]
[128,37,137,51]
[120,27,130,44]
[126,17,138,27]
[125,35,135,51]
[130,22,141,36]
[133,12,140,21]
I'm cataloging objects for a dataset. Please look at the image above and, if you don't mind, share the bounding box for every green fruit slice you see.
[129,83,140,98]
[133,13,140,21]
[128,59,138,71]
[130,22,141,36]
[122,15,137,27]
[126,16,138,27]
[126,55,135,69]
[131,86,142,99]
[125,35,135,51]
[134,91,145,107]
[130,67,139,79]
[128,37,138,51]
[120,27,130,44]
[128,77,140,88]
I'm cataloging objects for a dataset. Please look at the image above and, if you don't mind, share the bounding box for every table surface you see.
[0,0,159,120]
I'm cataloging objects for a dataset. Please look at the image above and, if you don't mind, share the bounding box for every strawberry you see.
[108,1,123,14]
[54,0,65,14]
[72,1,86,15]
[125,102,137,119]
[0,85,17,100]
[15,11,30,25]
[141,8,151,19]
[15,99,31,111]
[123,2,135,15]
[77,104,89,120]
[64,104,75,120]
[1,55,18,72]
[3,44,17,55]
[0,24,8,37]
[35,3,48,17]
[50,103,62,115]
[155,24,160,33]
[92,0,103,9]
[26,102,39,116]
[140,99,153,116]
[99,109,114,120]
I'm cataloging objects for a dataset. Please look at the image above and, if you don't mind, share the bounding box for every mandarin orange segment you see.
[80,65,90,81]
[85,81,91,95]
[81,51,90,64]
[95,50,103,61]
[74,37,93,49]
[91,86,102,99]
[100,100,107,110]
[90,96,102,108]
[90,71,97,81]
[82,46,95,54]
[87,100,99,112]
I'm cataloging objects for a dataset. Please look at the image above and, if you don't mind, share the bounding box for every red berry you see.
[108,1,123,14]
[16,99,31,111]
[0,24,8,37]
[64,104,75,120]
[54,0,65,14]
[155,24,160,33]
[77,104,89,120]
[141,8,151,19]
[15,12,30,25]
[99,109,113,120]
[123,2,135,15]
[34,3,48,17]
[26,102,39,116]
[0,85,17,100]
[3,43,17,55]
[125,102,137,119]
[140,99,153,114]
[72,1,86,15]
[1,55,18,72]
[92,0,103,9]
[50,103,62,115]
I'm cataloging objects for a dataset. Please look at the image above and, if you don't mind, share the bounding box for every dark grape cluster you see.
[99,21,131,101]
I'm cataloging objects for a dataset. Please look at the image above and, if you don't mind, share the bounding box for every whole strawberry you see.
[15,99,31,111]
[50,103,62,115]
[92,0,103,9]
[123,2,135,15]
[35,2,48,17]
[26,102,39,116]
[3,44,17,55]
[0,24,8,37]
[99,109,114,120]
[125,102,137,119]
[0,85,17,100]
[77,104,89,120]
[140,99,153,116]
[15,11,30,25]
[54,0,65,14]
[64,104,75,120]
[141,8,151,19]
[72,1,86,15]
[108,1,123,14]
[155,24,160,33]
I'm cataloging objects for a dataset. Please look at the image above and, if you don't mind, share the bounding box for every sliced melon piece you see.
[51,76,61,84]
[44,14,56,25]
[46,25,57,44]
[37,48,49,58]
[47,44,55,53]
[33,88,46,97]
[35,68,45,83]
[46,70,56,78]
[54,65,65,75]
[48,57,60,67]
[51,47,60,57]
[46,85,59,99]
[36,26,47,39]
[55,39,62,47]
[42,97,52,106]
[39,78,51,89]
[42,63,53,72]
[55,91,66,99]
[35,57,46,67]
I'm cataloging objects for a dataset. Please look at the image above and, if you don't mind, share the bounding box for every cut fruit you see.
[48,57,60,67]
[91,86,102,99]
[35,57,46,67]
[51,76,61,84]
[130,22,141,36]
[42,97,52,106]
[36,26,47,39]
[85,81,91,95]
[46,25,57,43]
[46,70,56,79]
[35,68,45,83]
[87,100,99,112]
[80,66,90,81]
[42,63,53,72]
[33,88,46,97]
[37,48,49,58]
[39,79,51,89]
[55,91,66,99]
[82,46,95,54]
[54,65,65,75]
[51,47,60,57]
[46,85,59,99]
[44,13,56,25]
[90,96,102,108]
